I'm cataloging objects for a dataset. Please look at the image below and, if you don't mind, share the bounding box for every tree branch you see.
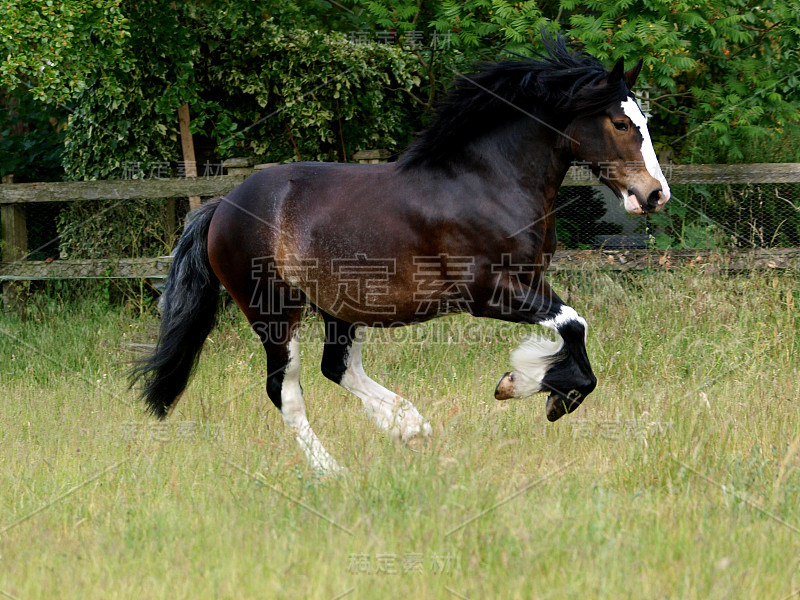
[651,99,694,117]
[649,92,694,102]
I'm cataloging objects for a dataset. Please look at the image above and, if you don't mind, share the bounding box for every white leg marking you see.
[507,305,588,397]
[621,96,671,201]
[281,337,343,474]
[539,305,588,342]
[340,328,432,443]
[508,335,564,397]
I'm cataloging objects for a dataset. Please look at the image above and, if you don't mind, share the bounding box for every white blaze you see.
[620,97,671,202]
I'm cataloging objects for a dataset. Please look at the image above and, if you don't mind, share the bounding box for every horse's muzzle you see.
[626,187,667,214]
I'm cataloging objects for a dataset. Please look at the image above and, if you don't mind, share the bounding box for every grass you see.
[1,269,799,599]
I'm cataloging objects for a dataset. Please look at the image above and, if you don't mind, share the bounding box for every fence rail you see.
[562,163,800,185]
[0,175,247,204]
[2,161,800,283]
[2,248,799,281]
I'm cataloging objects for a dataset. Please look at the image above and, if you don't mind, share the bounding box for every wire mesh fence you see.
[662,182,800,249]
[16,198,194,262]
[555,181,800,250]
[15,184,800,263]
[2,163,800,285]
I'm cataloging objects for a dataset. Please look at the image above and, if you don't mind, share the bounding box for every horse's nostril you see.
[647,188,662,207]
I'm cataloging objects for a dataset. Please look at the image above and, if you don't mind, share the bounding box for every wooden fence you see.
[2,160,800,283]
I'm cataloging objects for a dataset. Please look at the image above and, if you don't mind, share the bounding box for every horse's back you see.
[209,161,428,259]
[206,162,460,323]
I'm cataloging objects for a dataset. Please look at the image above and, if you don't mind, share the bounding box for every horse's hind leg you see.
[250,306,343,474]
[320,314,432,447]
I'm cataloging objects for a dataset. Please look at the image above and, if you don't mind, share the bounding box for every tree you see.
[0,0,130,104]
[349,0,800,162]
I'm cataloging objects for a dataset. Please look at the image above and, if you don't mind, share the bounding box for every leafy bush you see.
[196,24,424,162]
[5,0,799,168]
[60,4,425,180]
[54,4,426,261]
[0,89,65,182]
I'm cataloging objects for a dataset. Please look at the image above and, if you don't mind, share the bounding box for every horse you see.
[132,34,670,473]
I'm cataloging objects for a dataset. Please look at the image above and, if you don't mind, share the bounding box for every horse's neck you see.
[467,120,572,206]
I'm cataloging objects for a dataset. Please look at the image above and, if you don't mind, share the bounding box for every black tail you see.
[131,200,221,418]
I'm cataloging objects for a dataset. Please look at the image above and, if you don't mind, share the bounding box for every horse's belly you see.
[275,251,467,326]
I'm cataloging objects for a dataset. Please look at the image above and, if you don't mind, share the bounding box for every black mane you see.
[398,34,631,170]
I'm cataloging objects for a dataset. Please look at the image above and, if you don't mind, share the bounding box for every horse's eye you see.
[613,121,629,132]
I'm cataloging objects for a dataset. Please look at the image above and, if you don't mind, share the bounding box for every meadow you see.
[1,269,799,599]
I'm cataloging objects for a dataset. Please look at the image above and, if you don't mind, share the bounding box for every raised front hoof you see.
[545,391,584,422]
[494,372,515,400]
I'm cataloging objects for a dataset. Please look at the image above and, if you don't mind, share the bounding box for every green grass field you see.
[1,270,799,599]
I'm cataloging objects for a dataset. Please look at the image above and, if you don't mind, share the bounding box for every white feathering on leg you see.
[509,334,564,397]
[340,327,433,443]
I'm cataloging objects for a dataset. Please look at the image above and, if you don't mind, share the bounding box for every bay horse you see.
[132,35,670,473]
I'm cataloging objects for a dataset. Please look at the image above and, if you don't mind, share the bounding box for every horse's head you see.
[568,58,670,214]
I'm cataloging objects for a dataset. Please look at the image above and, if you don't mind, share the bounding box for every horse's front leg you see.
[480,278,597,421]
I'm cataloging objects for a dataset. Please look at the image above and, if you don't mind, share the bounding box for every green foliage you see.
[351,0,800,162]
[194,23,424,162]
[59,2,425,180]
[0,89,65,182]
[55,2,425,264]
[0,0,131,104]
[7,0,799,171]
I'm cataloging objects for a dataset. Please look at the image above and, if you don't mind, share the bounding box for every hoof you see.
[402,421,433,452]
[495,372,515,400]
[545,390,583,422]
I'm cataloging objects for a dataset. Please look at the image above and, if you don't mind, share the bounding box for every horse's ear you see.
[624,58,644,89]
[608,58,625,83]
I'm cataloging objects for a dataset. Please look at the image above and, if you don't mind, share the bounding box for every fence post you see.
[222,157,256,177]
[1,174,28,310]
[352,149,391,164]
[178,103,201,211]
